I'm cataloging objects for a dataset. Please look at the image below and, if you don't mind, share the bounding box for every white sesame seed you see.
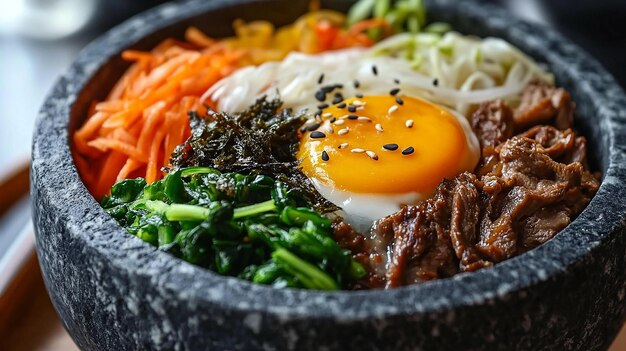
[339,114,350,119]
[405,119,414,128]
[334,119,345,125]
[352,100,365,106]
[351,148,365,153]
[357,116,371,122]
[388,105,399,114]
[357,106,365,111]
[322,112,333,118]
[366,150,379,160]
[338,143,349,149]
[375,123,384,132]
[323,125,334,134]
[338,128,350,135]
[306,118,316,124]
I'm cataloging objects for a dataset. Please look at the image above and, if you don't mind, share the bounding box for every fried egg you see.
[298,95,480,231]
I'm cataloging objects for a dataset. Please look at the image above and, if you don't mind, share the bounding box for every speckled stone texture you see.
[31,0,626,350]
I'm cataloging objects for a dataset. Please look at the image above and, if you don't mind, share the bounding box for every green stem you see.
[272,248,339,290]
[165,204,212,222]
[233,199,276,219]
[181,166,220,177]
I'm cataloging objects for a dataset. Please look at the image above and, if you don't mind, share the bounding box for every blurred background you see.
[0,0,625,349]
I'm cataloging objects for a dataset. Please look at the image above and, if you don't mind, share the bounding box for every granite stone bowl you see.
[31,0,626,350]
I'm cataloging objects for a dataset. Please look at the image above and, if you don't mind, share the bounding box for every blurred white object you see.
[0,0,98,39]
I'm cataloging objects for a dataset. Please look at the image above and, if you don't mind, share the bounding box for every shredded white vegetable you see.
[203,31,553,116]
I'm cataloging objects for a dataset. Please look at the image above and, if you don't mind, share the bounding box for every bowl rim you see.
[32,0,626,321]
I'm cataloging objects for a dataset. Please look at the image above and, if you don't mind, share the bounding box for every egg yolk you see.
[297,95,477,195]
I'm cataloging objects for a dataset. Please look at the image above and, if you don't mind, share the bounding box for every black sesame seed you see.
[389,88,400,96]
[353,80,360,88]
[356,93,364,98]
[318,73,325,84]
[315,109,323,117]
[372,65,378,76]
[348,105,357,113]
[318,103,329,109]
[433,78,439,86]
[321,86,334,93]
[337,102,347,108]
[383,143,399,151]
[300,126,307,133]
[334,83,344,89]
[307,123,321,131]
[395,96,404,105]
[332,96,344,105]
[315,91,326,102]
[402,146,415,155]
[394,78,400,84]
[348,114,358,120]
[310,131,326,139]
[321,150,330,161]
[330,117,337,123]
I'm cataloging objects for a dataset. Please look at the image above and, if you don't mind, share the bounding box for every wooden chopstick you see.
[0,158,30,217]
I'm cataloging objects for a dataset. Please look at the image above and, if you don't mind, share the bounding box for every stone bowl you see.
[31,0,626,350]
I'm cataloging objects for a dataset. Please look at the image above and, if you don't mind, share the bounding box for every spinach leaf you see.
[102,167,364,290]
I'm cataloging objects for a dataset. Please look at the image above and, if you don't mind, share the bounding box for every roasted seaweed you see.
[170,97,338,213]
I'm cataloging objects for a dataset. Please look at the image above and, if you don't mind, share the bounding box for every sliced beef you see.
[518,208,570,253]
[471,100,515,148]
[476,136,599,262]
[376,174,492,288]
[520,125,589,167]
[332,219,367,255]
[471,100,515,176]
[368,126,599,288]
[449,173,493,272]
[331,219,385,289]
[514,80,574,130]
[382,181,457,288]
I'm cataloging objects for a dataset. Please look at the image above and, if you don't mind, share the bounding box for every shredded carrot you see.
[73,13,390,199]
[185,27,216,48]
[121,50,153,62]
[94,151,127,199]
[116,159,143,182]
[73,35,240,198]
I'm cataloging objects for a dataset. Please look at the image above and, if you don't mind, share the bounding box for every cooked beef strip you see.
[472,100,515,176]
[472,100,515,148]
[514,80,574,130]
[332,219,385,289]
[520,125,589,167]
[384,180,458,287]
[477,136,599,261]
[366,174,493,288]
[449,173,493,272]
